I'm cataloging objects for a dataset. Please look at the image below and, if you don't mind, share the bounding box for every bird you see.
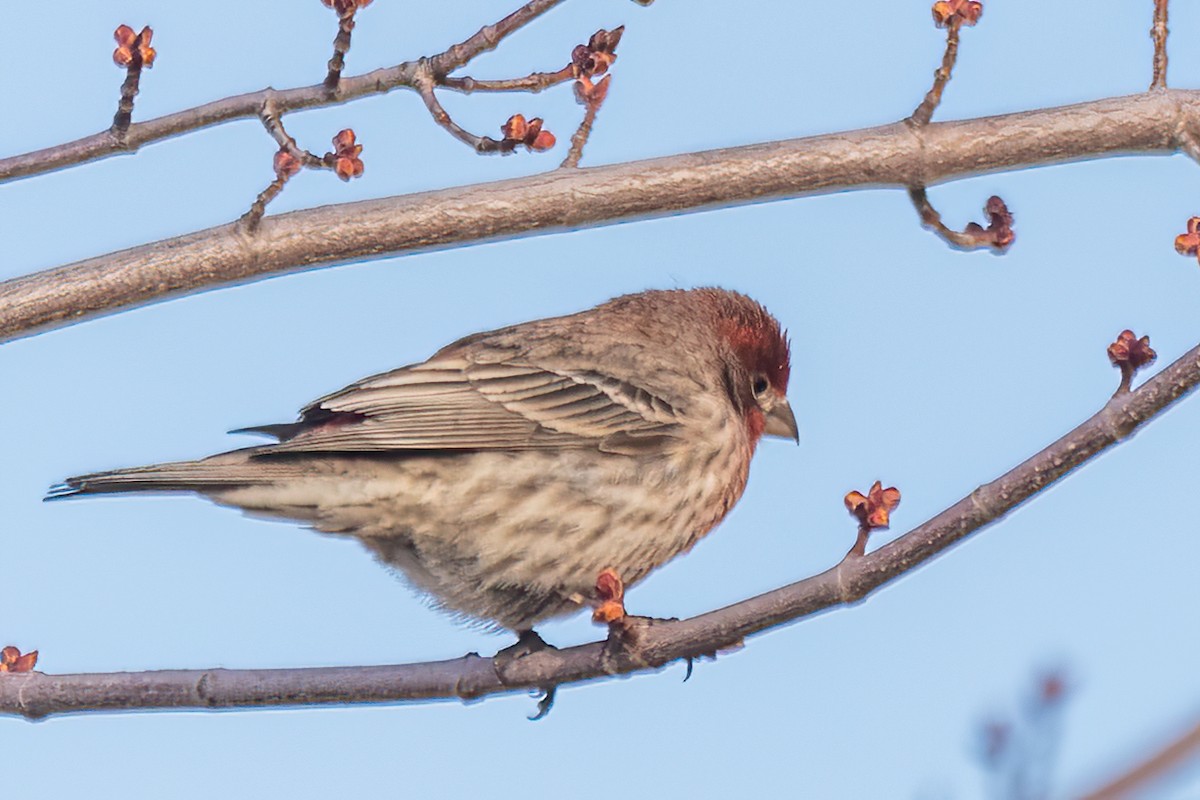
[49,288,797,634]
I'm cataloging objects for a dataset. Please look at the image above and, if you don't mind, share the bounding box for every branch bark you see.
[4,89,1200,345]
[3,339,1197,719]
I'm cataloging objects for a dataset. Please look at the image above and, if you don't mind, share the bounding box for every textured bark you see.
[3,89,1200,345]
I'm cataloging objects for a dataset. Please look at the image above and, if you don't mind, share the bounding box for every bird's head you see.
[707,291,796,445]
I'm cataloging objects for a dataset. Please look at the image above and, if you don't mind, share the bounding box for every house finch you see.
[50,288,797,633]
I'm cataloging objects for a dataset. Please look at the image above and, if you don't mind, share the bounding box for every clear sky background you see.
[4,2,1200,797]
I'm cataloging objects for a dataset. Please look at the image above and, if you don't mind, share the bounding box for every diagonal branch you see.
[3,336,1197,719]
[0,0,568,184]
[1078,714,1200,799]
[4,89,1200,345]
[429,0,564,76]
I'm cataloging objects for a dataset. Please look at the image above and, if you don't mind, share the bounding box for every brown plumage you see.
[50,288,797,631]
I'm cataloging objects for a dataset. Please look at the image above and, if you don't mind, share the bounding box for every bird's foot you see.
[494,628,557,669]
[492,630,559,722]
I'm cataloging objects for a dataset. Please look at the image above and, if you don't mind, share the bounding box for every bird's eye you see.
[751,374,770,397]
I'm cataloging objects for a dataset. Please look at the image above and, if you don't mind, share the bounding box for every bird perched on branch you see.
[50,288,797,633]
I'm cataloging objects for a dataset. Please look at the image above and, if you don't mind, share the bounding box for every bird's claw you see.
[528,685,557,721]
[494,628,557,672]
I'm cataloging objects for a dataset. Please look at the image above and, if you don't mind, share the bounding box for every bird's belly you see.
[222,445,748,629]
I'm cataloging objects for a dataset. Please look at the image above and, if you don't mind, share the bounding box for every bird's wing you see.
[255,353,685,455]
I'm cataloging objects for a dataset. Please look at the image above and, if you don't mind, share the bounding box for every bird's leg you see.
[495,628,557,664]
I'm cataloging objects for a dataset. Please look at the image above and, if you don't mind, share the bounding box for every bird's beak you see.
[763,398,799,443]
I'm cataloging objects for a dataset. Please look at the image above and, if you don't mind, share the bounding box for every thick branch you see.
[0,0,566,184]
[4,89,1200,344]
[3,338,1196,719]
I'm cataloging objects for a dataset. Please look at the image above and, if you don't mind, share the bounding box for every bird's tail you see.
[46,449,286,500]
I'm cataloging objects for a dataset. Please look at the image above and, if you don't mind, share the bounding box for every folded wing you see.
[253,353,685,455]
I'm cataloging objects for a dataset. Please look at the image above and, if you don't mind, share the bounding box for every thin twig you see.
[324,11,358,91]
[257,103,322,166]
[908,186,1014,251]
[112,67,143,136]
[241,106,322,229]
[441,66,575,94]
[0,0,568,184]
[3,339,1198,719]
[847,526,870,559]
[415,64,515,154]
[1151,0,1169,91]
[1079,716,1200,799]
[4,88,1194,345]
[111,26,155,137]
[561,76,610,168]
[561,100,598,167]
[429,0,565,77]
[243,174,290,230]
[911,20,961,126]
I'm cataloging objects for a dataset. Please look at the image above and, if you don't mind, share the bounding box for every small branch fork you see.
[0,0,636,184]
[415,64,523,154]
[0,330,1186,720]
[241,104,365,229]
[227,4,624,226]
[414,27,623,161]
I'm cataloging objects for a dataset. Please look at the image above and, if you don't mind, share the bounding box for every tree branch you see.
[0,0,567,184]
[414,63,517,154]
[4,89,1200,344]
[3,338,1197,720]
[441,66,574,94]
[1078,715,1200,799]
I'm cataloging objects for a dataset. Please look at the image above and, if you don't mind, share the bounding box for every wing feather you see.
[257,353,684,455]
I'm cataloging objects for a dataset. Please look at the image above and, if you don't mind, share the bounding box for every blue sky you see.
[4,1,1200,797]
